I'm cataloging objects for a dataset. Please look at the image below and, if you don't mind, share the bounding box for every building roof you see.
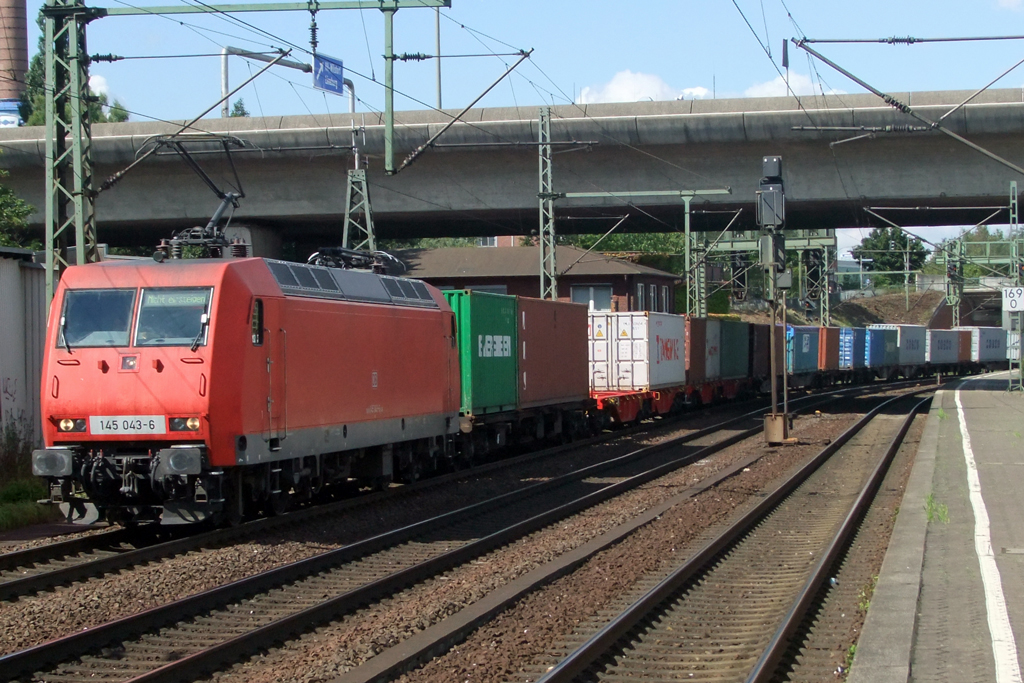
[392,246,680,280]
[0,246,35,262]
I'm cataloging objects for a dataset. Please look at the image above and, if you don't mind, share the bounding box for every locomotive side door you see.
[263,298,286,447]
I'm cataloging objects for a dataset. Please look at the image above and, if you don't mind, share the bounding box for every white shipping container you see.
[704,318,721,381]
[926,330,959,365]
[867,324,926,366]
[955,326,1008,362]
[588,312,686,391]
[1009,331,1021,362]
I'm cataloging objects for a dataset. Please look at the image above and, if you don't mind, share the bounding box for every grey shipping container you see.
[926,329,959,365]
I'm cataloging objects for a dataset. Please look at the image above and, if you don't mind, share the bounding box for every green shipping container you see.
[443,290,518,416]
[718,320,750,380]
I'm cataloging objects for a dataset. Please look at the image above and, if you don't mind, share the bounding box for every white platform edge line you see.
[956,378,1023,683]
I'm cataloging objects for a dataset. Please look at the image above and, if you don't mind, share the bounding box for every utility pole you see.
[538,107,557,300]
[43,0,102,302]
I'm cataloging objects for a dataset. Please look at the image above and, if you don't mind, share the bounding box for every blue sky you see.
[25,0,1024,253]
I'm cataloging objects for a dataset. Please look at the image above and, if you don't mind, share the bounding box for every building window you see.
[636,283,645,311]
[649,284,657,312]
[661,285,669,312]
[571,285,612,311]
[477,237,497,247]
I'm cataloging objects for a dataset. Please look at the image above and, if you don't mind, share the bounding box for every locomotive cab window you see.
[251,299,264,346]
[134,288,213,347]
[59,289,136,348]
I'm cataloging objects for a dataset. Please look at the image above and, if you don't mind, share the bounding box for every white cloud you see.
[89,75,109,97]
[743,72,844,98]
[578,70,708,104]
[998,0,1022,9]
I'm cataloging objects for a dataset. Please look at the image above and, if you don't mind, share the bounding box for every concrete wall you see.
[0,255,46,445]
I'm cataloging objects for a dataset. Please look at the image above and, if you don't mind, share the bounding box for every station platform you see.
[851,373,1024,683]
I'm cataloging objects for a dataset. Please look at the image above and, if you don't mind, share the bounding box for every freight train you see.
[31,256,1010,526]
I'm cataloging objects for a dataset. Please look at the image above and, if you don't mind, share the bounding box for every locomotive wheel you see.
[268,490,291,516]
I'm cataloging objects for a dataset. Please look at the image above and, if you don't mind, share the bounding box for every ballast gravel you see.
[0,403,752,656]
[203,410,858,683]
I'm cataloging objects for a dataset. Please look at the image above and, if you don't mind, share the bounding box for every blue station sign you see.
[313,53,345,95]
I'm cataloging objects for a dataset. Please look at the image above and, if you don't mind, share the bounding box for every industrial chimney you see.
[0,0,27,126]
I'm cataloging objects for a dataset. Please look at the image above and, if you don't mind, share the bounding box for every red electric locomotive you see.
[32,257,461,525]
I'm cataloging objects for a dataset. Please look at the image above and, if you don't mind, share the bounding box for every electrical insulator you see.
[731,254,748,302]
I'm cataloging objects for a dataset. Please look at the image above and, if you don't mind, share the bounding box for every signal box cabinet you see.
[589,312,686,391]
[444,290,518,416]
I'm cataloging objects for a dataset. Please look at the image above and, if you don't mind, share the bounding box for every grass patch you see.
[858,574,879,613]
[0,478,59,532]
[0,500,59,532]
[924,493,949,524]
[936,408,947,421]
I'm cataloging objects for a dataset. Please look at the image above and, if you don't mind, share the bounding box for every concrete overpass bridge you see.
[0,88,1022,252]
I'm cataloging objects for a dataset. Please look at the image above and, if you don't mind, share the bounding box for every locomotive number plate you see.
[89,415,166,435]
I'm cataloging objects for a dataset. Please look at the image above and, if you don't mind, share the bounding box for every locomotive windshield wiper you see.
[59,316,72,354]
[190,312,209,353]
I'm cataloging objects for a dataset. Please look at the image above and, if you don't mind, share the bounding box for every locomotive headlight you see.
[58,418,86,432]
[170,417,201,432]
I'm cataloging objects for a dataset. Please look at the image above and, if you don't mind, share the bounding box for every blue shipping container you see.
[787,325,820,374]
[839,327,866,369]
[865,328,899,368]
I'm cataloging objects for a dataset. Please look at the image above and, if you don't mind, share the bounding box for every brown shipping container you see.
[818,327,840,371]
[517,297,590,408]
[685,317,707,385]
[956,329,972,363]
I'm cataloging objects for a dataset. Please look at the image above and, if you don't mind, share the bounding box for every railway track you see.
[0,393,756,605]
[519,391,931,683]
[0,382,886,683]
[0,381,873,604]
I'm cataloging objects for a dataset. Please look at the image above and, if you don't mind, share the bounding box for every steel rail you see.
[0,384,885,681]
[0,528,130,573]
[536,387,934,683]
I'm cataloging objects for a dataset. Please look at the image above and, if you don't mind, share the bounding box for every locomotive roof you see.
[58,257,440,309]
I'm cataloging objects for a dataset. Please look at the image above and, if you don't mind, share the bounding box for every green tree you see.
[0,170,35,248]
[229,99,250,117]
[850,227,927,286]
[19,11,129,125]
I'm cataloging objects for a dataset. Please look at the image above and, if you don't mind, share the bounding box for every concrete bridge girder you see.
[1,88,1023,246]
